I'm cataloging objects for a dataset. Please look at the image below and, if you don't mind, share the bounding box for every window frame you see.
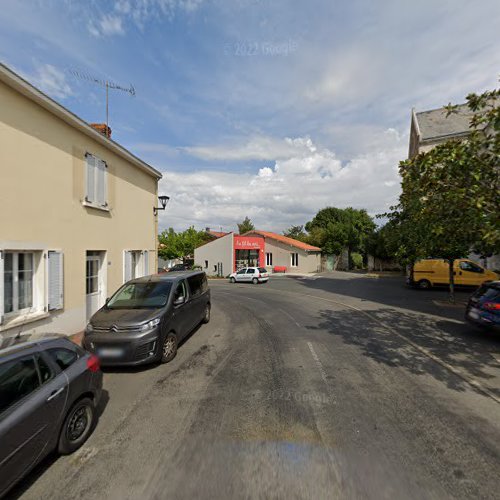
[3,251,35,317]
[291,253,299,267]
[84,153,108,210]
[266,252,273,266]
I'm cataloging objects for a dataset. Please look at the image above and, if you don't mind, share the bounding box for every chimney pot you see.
[90,123,112,138]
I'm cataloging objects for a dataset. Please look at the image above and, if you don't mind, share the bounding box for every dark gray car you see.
[0,336,103,497]
[83,271,211,366]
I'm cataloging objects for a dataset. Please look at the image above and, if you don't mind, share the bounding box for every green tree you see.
[283,225,307,241]
[305,207,375,267]
[387,87,500,301]
[158,227,211,261]
[237,216,255,234]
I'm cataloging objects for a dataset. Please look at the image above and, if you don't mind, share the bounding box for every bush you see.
[351,252,363,269]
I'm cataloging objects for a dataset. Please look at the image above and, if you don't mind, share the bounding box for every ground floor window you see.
[3,252,34,314]
[236,249,260,269]
[266,252,273,266]
[291,253,299,267]
[124,250,149,282]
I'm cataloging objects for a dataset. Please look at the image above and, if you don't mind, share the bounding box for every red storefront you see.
[233,235,265,271]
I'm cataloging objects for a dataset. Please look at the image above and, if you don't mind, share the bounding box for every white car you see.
[229,267,269,284]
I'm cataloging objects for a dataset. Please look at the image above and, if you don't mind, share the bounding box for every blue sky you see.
[1,0,499,232]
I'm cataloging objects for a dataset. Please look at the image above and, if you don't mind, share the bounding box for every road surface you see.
[9,273,500,499]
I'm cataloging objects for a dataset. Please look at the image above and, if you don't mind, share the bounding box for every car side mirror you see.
[174,296,185,306]
[105,297,110,305]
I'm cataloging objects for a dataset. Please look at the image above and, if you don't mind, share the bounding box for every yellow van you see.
[409,259,498,289]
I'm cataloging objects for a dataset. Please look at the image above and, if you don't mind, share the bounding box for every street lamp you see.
[154,195,170,215]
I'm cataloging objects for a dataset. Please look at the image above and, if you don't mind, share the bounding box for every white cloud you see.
[184,136,317,161]
[30,63,73,100]
[88,14,125,37]
[158,132,406,232]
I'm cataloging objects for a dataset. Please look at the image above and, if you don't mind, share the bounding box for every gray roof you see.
[415,103,472,142]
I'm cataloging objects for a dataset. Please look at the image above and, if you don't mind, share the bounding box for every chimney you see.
[90,123,112,138]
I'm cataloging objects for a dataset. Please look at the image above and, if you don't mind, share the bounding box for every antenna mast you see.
[69,70,136,137]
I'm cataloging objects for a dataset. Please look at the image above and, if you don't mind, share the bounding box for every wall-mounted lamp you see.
[154,195,170,215]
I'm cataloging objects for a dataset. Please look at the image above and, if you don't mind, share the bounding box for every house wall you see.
[0,80,158,338]
[263,239,321,273]
[194,233,234,277]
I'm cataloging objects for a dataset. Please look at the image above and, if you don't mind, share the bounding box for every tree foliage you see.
[237,216,255,234]
[386,87,500,300]
[283,225,307,242]
[305,207,376,261]
[158,227,211,260]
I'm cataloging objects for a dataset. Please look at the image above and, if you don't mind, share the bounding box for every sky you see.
[1,0,499,233]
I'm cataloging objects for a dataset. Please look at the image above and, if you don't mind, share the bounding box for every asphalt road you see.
[8,273,500,499]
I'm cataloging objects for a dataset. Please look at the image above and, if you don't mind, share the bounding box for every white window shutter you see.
[48,251,64,311]
[96,160,107,206]
[124,251,132,282]
[0,251,4,324]
[86,155,96,203]
[143,251,150,277]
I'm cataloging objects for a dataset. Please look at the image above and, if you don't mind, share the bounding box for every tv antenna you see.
[69,69,136,137]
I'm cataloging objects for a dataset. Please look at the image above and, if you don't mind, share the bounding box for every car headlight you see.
[141,318,161,332]
[85,323,94,333]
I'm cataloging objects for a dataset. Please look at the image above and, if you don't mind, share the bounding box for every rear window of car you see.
[477,285,500,302]
[258,268,267,273]
[0,356,40,414]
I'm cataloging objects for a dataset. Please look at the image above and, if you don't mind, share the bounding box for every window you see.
[187,275,204,297]
[107,281,173,309]
[3,252,34,315]
[266,253,273,266]
[0,357,40,414]
[86,256,100,294]
[459,261,483,273]
[85,153,108,208]
[36,354,54,383]
[173,281,187,303]
[205,260,209,269]
[124,251,149,282]
[237,269,247,275]
[47,348,78,371]
[246,269,256,274]
[291,253,299,267]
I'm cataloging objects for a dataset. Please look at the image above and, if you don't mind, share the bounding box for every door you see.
[246,268,256,281]
[326,255,335,271]
[455,260,485,286]
[235,269,247,282]
[171,280,193,339]
[86,251,105,321]
[0,354,67,495]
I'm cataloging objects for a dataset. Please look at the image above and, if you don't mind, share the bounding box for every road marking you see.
[213,284,500,405]
[307,341,330,386]
[278,307,301,327]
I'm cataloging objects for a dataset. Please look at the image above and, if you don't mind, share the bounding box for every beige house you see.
[0,64,162,341]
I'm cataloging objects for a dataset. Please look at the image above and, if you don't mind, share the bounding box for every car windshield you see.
[107,282,173,309]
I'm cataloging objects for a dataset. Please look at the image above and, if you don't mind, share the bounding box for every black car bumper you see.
[83,331,161,366]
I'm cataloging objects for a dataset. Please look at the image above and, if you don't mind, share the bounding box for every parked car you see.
[465,281,500,332]
[408,258,498,289]
[0,337,102,497]
[83,271,210,366]
[166,263,192,272]
[229,267,269,284]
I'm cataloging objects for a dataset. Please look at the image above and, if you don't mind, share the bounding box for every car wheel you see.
[252,278,258,284]
[202,304,211,324]
[229,277,236,283]
[418,279,431,290]
[58,397,95,455]
[161,332,178,363]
